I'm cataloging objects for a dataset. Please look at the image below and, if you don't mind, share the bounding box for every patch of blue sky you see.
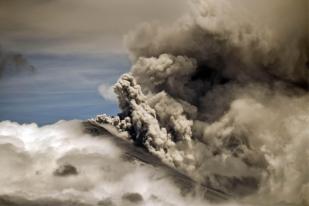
[0,53,130,125]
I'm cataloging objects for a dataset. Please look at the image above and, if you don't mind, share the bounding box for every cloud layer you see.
[0,120,247,206]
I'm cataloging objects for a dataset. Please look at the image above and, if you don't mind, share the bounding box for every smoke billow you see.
[96,0,309,205]
[0,47,35,78]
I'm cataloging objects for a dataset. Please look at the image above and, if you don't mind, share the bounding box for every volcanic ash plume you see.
[96,0,309,205]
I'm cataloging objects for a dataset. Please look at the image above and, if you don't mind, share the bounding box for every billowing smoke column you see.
[96,0,309,205]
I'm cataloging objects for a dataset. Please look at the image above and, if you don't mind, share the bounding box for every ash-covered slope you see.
[95,0,309,205]
[84,120,230,202]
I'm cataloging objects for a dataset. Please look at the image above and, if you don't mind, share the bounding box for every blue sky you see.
[0,0,188,125]
[0,53,130,125]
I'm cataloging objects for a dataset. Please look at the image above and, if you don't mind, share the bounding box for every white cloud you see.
[98,83,117,102]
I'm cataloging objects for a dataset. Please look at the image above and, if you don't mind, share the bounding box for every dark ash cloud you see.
[96,0,309,205]
[0,47,36,78]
